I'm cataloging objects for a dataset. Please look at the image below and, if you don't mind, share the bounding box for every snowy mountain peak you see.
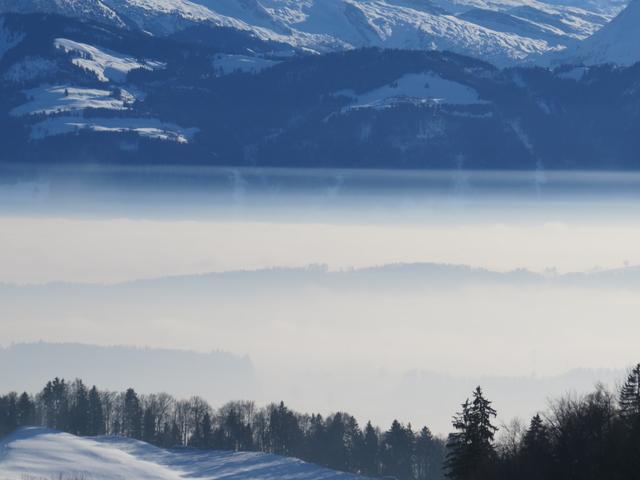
[568,0,640,65]
[0,0,126,28]
[0,0,622,65]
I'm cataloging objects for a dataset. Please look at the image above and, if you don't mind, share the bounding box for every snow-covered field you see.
[11,85,134,116]
[30,116,199,143]
[54,38,165,83]
[0,427,363,480]
[337,72,484,110]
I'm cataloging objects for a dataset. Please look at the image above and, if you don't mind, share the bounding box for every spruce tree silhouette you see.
[446,387,497,480]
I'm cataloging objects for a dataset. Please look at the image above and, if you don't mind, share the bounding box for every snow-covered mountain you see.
[0,0,126,28]
[1,7,639,169]
[0,427,364,480]
[0,0,624,65]
[566,0,640,65]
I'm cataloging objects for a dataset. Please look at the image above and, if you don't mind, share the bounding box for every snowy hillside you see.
[0,427,365,480]
[0,0,126,29]
[0,0,624,65]
[566,0,640,65]
[336,72,485,110]
[54,38,165,83]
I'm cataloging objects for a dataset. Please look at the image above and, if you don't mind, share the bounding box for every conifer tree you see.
[69,380,90,436]
[143,407,156,443]
[361,421,380,476]
[416,426,445,480]
[520,414,552,480]
[87,386,104,436]
[306,414,328,466]
[326,412,349,471]
[123,388,142,439]
[381,420,415,480]
[620,364,640,421]
[17,392,35,427]
[446,387,498,480]
[40,378,69,430]
[522,414,550,454]
[267,402,302,456]
[201,412,213,449]
[1,393,18,435]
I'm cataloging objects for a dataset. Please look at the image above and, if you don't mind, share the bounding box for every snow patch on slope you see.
[568,0,640,66]
[101,0,347,50]
[54,38,165,83]
[337,72,485,110]
[0,428,182,480]
[11,85,135,116]
[0,0,126,29]
[0,427,365,480]
[30,116,199,143]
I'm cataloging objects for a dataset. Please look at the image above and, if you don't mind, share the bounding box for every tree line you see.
[0,378,445,480]
[1,364,639,480]
[444,366,640,480]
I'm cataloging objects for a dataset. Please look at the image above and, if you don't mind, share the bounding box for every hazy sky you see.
[1,216,640,284]
[3,171,640,431]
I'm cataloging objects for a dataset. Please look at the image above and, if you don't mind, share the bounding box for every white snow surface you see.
[54,38,165,83]
[30,115,199,143]
[213,54,280,75]
[0,427,365,480]
[337,72,484,110]
[567,0,640,65]
[11,85,134,116]
[0,0,621,64]
[0,0,126,28]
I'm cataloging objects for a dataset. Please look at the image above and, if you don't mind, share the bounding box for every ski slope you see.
[0,427,366,480]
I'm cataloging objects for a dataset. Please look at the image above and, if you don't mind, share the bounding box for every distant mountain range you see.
[0,0,627,64]
[0,0,638,169]
[0,342,257,402]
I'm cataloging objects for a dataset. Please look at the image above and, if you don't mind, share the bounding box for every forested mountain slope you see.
[0,12,639,169]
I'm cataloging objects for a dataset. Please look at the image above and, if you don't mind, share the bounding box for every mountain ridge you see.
[0,0,624,64]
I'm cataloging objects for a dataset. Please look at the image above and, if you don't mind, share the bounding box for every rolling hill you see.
[0,427,366,480]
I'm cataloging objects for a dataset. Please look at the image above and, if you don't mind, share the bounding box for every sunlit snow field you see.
[0,427,359,480]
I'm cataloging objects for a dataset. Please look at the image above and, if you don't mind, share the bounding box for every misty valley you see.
[2,0,640,478]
